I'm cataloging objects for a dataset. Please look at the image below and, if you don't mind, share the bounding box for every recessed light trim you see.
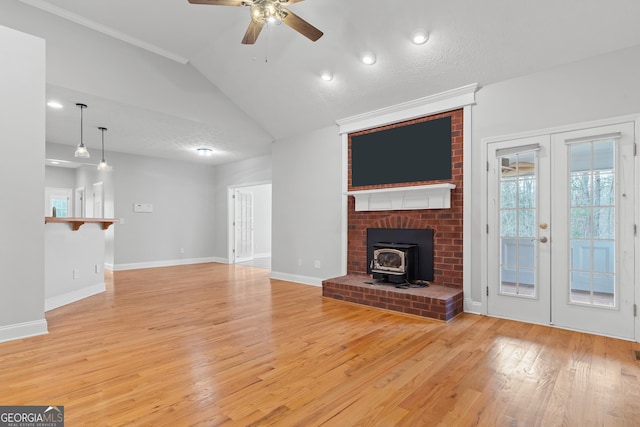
[47,101,63,109]
[321,71,334,81]
[411,30,429,45]
[361,52,377,65]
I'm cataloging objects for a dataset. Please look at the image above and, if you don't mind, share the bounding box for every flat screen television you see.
[351,116,452,187]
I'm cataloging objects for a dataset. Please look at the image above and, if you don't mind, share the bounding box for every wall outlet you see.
[314,260,321,269]
[95,264,100,274]
[73,269,79,279]
[179,248,185,254]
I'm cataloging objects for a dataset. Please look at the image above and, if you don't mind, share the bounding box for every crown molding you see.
[19,0,189,64]
[336,83,479,134]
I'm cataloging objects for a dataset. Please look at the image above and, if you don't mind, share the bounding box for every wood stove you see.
[371,243,418,284]
[366,228,434,284]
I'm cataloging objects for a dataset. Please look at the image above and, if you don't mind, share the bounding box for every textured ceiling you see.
[4,0,640,165]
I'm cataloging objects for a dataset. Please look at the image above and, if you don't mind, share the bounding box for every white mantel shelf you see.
[347,184,456,211]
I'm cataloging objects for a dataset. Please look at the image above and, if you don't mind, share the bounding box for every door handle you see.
[531,236,548,243]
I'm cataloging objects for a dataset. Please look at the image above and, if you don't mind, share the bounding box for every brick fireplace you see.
[322,109,464,321]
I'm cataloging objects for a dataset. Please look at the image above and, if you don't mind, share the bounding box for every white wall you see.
[0,25,47,342]
[214,155,272,261]
[271,125,343,286]
[468,44,640,305]
[45,165,75,188]
[44,223,106,311]
[109,151,217,269]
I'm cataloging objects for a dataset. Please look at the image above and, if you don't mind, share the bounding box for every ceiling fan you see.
[187,0,323,45]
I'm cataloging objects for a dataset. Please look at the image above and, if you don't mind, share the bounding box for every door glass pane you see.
[499,152,536,298]
[568,140,615,307]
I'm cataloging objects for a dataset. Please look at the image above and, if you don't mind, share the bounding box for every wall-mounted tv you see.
[351,116,452,187]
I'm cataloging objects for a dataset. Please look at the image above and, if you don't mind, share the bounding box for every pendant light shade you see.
[97,126,112,171]
[74,103,90,158]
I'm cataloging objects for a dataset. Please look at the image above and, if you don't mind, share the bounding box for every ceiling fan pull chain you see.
[264,22,270,63]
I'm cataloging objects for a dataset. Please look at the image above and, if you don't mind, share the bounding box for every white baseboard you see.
[464,298,483,314]
[253,252,272,259]
[0,319,48,344]
[112,257,224,271]
[45,282,106,312]
[269,271,323,287]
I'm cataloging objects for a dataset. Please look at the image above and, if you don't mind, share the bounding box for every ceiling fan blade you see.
[241,20,265,44]
[281,8,323,42]
[187,0,246,6]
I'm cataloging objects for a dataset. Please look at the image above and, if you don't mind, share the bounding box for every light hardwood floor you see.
[1,263,639,426]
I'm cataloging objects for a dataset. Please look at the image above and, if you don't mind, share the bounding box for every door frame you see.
[481,114,640,341]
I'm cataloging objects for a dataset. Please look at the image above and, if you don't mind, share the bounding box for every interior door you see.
[487,136,551,325]
[487,123,636,340]
[234,189,254,263]
[93,182,104,218]
[75,187,85,217]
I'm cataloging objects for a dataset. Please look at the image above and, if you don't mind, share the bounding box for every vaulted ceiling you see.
[3,0,640,165]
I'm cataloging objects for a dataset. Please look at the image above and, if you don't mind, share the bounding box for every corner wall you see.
[271,125,343,285]
[0,25,47,342]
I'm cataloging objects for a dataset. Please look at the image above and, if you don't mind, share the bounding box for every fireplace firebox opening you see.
[367,228,434,286]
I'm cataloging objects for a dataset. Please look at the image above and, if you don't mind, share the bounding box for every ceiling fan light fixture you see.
[411,30,429,45]
[361,52,377,65]
[74,103,90,158]
[251,1,282,25]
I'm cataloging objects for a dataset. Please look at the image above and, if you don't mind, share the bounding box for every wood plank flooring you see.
[1,263,639,426]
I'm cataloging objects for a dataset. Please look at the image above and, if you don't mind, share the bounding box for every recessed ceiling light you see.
[47,101,63,109]
[411,30,429,45]
[361,52,377,65]
[196,147,213,156]
[50,161,60,165]
[320,71,333,81]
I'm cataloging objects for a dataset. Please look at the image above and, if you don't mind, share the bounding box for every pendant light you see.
[97,126,111,171]
[74,103,90,158]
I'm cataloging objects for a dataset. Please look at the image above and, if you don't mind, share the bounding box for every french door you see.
[487,122,635,339]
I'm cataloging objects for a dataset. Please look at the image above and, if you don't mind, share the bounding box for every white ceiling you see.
[5,0,640,165]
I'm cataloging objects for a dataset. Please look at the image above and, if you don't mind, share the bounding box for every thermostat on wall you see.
[134,203,153,213]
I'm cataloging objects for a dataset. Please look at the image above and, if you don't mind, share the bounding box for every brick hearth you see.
[322,275,463,322]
